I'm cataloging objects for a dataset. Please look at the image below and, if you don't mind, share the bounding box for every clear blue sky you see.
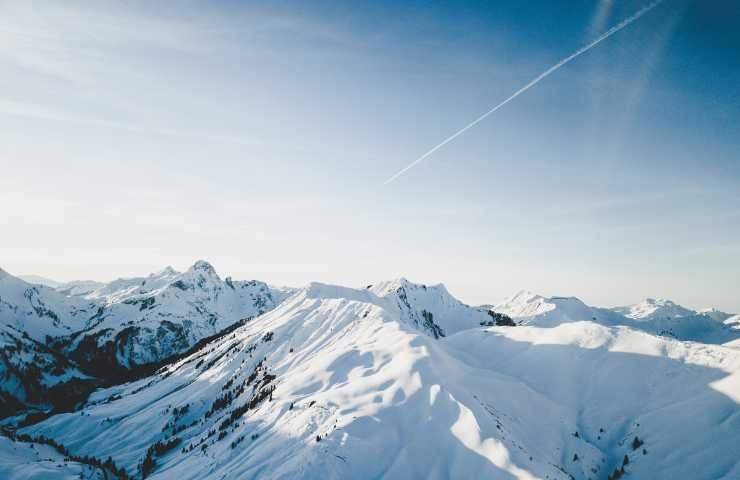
[1,0,738,311]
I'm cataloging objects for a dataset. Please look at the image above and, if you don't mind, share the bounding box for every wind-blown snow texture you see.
[7,276,738,480]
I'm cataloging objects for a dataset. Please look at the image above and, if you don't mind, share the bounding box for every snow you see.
[613,297,697,320]
[495,291,740,344]
[3,263,740,478]
[0,436,104,479]
[20,281,740,479]
[494,290,627,327]
[17,275,64,289]
[0,262,292,412]
[0,268,96,340]
[368,278,490,336]
[64,260,286,367]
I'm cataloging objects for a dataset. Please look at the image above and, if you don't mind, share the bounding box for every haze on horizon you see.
[1,0,739,312]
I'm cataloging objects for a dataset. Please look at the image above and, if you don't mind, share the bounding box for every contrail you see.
[383,0,665,185]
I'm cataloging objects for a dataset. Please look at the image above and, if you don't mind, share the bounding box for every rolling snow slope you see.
[0,435,106,479]
[495,291,740,344]
[612,297,696,320]
[493,291,625,328]
[22,282,740,480]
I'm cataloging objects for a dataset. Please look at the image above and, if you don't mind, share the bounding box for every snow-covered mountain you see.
[610,298,740,344]
[17,275,64,289]
[367,278,490,337]
[64,260,290,375]
[3,265,740,479]
[0,262,292,416]
[0,434,109,479]
[493,291,740,344]
[493,290,626,328]
[0,268,101,414]
[16,281,740,479]
[612,297,696,320]
[699,308,736,323]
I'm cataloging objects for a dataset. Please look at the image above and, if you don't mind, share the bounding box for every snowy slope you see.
[0,269,101,414]
[368,278,490,337]
[17,275,64,289]
[0,262,291,416]
[611,298,739,344]
[0,435,107,479]
[23,282,740,480]
[493,290,625,327]
[65,261,288,373]
[495,291,740,344]
[612,297,695,320]
[0,268,98,341]
[699,308,735,323]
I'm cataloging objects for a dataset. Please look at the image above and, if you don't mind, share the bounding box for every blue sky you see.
[1,0,738,311]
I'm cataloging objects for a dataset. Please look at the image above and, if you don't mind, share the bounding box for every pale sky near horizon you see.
[1,0,739,311]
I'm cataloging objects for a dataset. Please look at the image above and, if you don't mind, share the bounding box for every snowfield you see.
[15,279,740,480]
[0,435,105,479]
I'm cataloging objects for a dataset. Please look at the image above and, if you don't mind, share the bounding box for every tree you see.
[484,311,516,327]
[141,453,155,479]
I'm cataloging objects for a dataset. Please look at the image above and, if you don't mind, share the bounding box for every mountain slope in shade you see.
[0,269,101,414]
[699,308,736,323]
[65,260,289,375]
[0,268,98,340]
[611,298,740,344]
[22,282,740,480]
[0,262,293,416]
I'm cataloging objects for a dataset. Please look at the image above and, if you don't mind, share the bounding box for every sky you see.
[1,0,739,311]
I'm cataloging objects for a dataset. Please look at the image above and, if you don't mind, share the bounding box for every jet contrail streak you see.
[383,0,665,185]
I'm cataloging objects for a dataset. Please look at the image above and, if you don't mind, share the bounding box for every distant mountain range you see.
[1,262,739,479]
[1,262,292,416]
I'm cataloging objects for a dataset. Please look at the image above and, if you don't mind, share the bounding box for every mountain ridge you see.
[15,279,740,479]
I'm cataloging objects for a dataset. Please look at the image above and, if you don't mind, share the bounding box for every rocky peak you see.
[190,260,217,274]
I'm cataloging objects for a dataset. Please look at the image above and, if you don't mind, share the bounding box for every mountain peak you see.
[369,277,450,297]
[508,290,543,302]
[155,265,178,276]
[615,297,694,320]
[189,260,217,275]
[642,297,675,306]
